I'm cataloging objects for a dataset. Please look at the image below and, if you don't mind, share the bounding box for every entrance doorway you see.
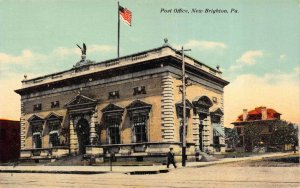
[76,118,90,154]
[199,122,203,152]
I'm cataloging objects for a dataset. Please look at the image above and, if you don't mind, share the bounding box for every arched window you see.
[45,113,63,147]
[126,100,151,143]
[28,115,44,149]
[102,103,124,144]
[175,100,192,143]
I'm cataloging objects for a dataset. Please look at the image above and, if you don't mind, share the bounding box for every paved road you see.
[0,166,299,188]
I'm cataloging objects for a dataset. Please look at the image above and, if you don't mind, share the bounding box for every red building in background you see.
[232,106,284,151]
[0,119,20,162]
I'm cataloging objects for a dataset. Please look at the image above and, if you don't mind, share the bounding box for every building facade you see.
[232,106,293,152]
[15,45,229,162]
[0,119,20,162]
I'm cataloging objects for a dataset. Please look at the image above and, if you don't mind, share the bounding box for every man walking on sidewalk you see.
[167,148,177,168]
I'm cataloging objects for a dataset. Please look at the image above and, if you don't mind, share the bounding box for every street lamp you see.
[180,46,191,167]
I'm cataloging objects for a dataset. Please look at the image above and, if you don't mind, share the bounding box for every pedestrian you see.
[167,148,177,168]
[293,143,297,154]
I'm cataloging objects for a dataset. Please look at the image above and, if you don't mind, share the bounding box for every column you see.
[90,109,97,145]
[161,74,175,142]
[69,117,78,154]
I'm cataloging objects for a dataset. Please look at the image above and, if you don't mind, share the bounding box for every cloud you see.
[0,44,115,65]
[224,71,300,127]
[0,50,47,65]
[279,54,286,60]
[0,73,22,120]
[0,44,115,119]
[185,40,227,50]
[52,44,115,58]
[236,50,263,65]
[279,54,287,63]
[229,50,264,71]
[88,45,115,53]
[52,47,80,57]
[175,40,227,51]
[0,44,115,78]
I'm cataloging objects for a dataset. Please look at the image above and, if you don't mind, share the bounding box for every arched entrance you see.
[192,96,213,152]
[77,118,90,154]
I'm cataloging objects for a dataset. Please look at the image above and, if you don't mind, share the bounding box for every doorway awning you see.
[49,130,59,135]
[213,123,225,137]
[32,132,41,136]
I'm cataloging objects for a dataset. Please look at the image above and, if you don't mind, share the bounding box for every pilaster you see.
[192,113,200,153]
[161,74,175,141]
[202,116,211,150]
[20,101,26,149]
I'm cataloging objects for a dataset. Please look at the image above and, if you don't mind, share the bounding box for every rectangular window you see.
[133,86,146,95]
[33,134,42,148]
[51,101,60,108]
[107,117,120,144]
[236,127,242,135]
[49,133,60,147]
[133,116,147,143]
[48,120,61,147]
[33,103,42,111]
[108,91,120,99]
[31,121,43,148]
[179,120,188,143]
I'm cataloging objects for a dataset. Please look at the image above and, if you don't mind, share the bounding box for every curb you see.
[0,170,108,174]
[0,153,295,175]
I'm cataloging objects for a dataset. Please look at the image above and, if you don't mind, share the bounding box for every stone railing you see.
[20,46,222,89]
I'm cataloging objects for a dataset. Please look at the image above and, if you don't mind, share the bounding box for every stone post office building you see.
[15,45,229,162]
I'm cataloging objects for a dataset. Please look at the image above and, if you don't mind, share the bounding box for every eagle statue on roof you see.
[77,43,87,55]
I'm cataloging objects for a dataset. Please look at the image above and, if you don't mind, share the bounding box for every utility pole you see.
[180,46,191,167]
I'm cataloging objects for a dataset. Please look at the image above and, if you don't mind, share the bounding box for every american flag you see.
[119,5,132,26]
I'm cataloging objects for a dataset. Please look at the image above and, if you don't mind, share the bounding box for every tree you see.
[243,122,264,151]
[271,120,298,147]
[225,127,239,151]
[243,120,298,152]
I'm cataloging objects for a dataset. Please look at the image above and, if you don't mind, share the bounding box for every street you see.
[0,166,299,188]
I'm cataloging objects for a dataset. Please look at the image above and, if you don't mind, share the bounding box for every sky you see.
[0,0,299,127]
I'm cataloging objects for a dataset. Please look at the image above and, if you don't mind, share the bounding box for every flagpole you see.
[117,1,120,58]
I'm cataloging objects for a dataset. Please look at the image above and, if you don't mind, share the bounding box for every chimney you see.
[261,106,267,120]
[243,109,248,121]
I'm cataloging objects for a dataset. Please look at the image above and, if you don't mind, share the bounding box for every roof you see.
[0,118,19,122]
[234,106,281,123]
[15,45,229,95]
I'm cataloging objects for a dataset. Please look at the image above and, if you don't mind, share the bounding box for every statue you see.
[77,43,87,55]
[74,43,94,68]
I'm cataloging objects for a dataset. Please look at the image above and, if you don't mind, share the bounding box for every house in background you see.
[232,106,296,152]
[0,119,20,162]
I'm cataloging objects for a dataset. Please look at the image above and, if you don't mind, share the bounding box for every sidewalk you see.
[0,152,296,174]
